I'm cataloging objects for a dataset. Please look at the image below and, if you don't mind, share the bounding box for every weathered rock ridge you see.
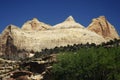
[0,16,119,58]
[87,16,119,40]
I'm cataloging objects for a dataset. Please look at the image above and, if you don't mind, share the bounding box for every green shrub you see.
[51,46,120,80]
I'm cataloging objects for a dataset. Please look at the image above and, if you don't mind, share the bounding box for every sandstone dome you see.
[0,24,105,55]
[1,16,119,57]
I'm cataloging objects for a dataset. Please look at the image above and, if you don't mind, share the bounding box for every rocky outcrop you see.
[0,58,19,79]
[87,16,119,40]
[1,16,120,59]
[53,16,84,29]
[22,18,52,31]
[0,53,57,80]
[0,16,119,80]
[0,24,105,58]
[20,54,57,80]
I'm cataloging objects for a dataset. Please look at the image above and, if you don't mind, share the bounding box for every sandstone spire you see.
[21,18,52,31]
[53,16,84,29]
[87,16,119,40]
[65,16,75,22]
[32,18,40,23]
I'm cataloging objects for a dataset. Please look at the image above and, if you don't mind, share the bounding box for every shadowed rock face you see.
[87,16,119,40]
[0,26,18,58]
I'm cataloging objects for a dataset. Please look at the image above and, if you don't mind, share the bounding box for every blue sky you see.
[0,0,120,35]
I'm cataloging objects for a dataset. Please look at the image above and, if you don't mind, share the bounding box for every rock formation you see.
[0,53,57,80]
[0,16,119,79]
[22,18,52,31]
[53,16,84,29]
[87,16,119,40]
[0,24,105,58]
[0,15,119,59]
[0,58,19,79]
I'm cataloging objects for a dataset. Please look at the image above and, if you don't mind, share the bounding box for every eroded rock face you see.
[0,26,18,57]
[87,16,119,40]
[0,25,28,59]
[22,18,52,31]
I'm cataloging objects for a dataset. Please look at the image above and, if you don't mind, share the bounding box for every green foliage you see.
[51,46,120,80]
